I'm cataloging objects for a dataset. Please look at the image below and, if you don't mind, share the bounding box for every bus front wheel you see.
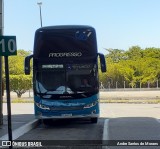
[43,119,52,125]
[91,118,98,123]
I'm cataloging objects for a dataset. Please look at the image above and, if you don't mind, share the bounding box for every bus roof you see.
[36,25,95,32]
[33,25,98,62]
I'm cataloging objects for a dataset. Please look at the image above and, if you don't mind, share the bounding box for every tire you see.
[43,119,52,125]
[91,117,98,123]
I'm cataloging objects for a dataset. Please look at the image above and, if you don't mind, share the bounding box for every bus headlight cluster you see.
[84,101,98,109]
[35,102,50,110]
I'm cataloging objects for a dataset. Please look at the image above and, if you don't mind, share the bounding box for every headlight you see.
[84,101,98,109]
[35,102,50,110]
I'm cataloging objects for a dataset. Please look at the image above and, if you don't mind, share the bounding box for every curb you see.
[0,119,40,140]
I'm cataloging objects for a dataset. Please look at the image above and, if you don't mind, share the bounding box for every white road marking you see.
[102,119,110,149]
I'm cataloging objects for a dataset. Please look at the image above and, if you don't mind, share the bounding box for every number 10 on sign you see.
[0,36,17,56]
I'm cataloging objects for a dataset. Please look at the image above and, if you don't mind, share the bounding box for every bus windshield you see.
[35,63,98,99]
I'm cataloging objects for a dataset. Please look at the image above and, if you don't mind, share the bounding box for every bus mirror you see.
[98,53,106,72]
[24,55,33,75]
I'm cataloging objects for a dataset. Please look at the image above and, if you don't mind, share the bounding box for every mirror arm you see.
[24,54,33,75]
[98,53,106,72]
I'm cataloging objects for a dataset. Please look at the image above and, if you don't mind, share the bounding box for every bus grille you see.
[50,106,84,111]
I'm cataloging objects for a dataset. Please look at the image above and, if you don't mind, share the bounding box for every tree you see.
[105,48,126,62]
[17,49,31,57]
[3,50,32,98]
[143,47,160,59]
[9,75,32,98]
[119,60,135,88]
[126,46,143,60]
[141,58,160,87]
[8,50,32,75]
[103,46,160,88]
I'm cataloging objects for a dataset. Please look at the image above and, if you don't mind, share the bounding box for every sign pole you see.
[0,35,17,149]
[4,56,12,149]
[0,0,4,126]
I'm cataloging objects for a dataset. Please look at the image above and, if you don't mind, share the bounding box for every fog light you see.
[91,110,96,114]
[37,111,42,116]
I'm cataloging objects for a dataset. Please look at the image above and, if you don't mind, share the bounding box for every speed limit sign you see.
[0,36,17,56]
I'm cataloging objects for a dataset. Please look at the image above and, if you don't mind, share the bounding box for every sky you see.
[3,0,160,54]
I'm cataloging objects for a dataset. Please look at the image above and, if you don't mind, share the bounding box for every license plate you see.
[61,114,72,117]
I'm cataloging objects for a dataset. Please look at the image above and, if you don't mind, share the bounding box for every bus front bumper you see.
[35,113,99,119]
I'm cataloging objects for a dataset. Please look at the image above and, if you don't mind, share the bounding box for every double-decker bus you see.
[25,25,106,124]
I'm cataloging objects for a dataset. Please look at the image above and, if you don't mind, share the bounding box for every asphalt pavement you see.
[0,103,38,140]
[1,91,160,149]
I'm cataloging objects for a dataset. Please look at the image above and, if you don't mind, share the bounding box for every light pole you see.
[37,2,42,27]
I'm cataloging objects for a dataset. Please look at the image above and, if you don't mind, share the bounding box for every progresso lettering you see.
[49,52,82,58]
